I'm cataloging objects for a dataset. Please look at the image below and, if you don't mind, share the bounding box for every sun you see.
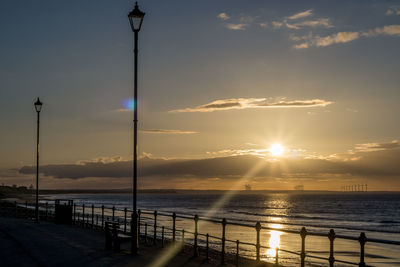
[270,143,284,157]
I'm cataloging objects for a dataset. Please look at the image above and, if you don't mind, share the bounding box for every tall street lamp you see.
[128,1,145,255]
[34,98,43,223]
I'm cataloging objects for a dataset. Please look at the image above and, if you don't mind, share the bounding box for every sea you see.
[43,191,400,266]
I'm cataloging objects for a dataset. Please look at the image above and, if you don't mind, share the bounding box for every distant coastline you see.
[1,185,399,198]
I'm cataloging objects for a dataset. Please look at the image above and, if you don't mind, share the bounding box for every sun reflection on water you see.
[260,194,289,260]
[267,228,282,257]
[265,221,283,258]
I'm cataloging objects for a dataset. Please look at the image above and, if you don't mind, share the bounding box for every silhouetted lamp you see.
[128,1,145,255]
[34,98,43,112]
[34,97,43,223]
[128,2,145,32]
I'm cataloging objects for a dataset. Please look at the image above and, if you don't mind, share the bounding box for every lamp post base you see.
[131,212,138,255]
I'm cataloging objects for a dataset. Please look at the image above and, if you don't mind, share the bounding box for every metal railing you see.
[70,203,400,266]
[0,200,54,221]
[2,200,399,266]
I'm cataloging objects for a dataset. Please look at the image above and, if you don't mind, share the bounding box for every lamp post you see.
[128,1,145,255]
[34,98,43,223]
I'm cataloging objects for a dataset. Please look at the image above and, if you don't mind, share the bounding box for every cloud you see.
[272,9,332,30]
[289,32,313,41]
[287,10,313,20]
[296,18,332,28]
[386,7,400,16]
[170,98,332,113]
[217,12,230,20]
[18,140,400,183]
[76,156,124,165]
[19,157,176,179]
[316,31,360,47]
[225,23,247,30]
[221,9,329,32]
[362,25,400,37]
[284,19,332,30]
[294,42,309,49]
[354,140,400,152]
[272,21,283,28]
[285,23,301,30]
[206,147,305,158]
[141,129,198,134]
[217,13,255,31]
[239,16,256,24]
[293,25,400,49]
[206,148,269,157]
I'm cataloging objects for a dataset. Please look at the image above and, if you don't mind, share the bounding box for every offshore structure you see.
[341,184,368,192]
[244,184,252,191]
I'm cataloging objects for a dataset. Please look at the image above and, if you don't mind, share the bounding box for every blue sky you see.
[1,0,399,189]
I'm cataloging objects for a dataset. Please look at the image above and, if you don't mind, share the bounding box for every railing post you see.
[91,204,94,227]
[255,221,261,262]
[236,240,240,267]
[162,226,165,248]
[112,206,115,221]
[80,205,83,225]
[275,247,279,266]
[82,204,85,225]
[181,229,185,252]
[328,229,336,267]
[45,202,48,221]
[172,212,177,242]
[96,214,99,227]
[300,227,307,267]
[194,214,199,257]
[145,223,148,244]
[206,233,209,262]
[101,205,104,228]
[73,203,76,224]
[153,210,158,246]
[138,209,141,238]
[124,208,127,233]
[221,218,227,265]
[358,232,367,267]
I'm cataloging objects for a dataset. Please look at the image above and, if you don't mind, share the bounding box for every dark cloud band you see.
[19,143,400,180]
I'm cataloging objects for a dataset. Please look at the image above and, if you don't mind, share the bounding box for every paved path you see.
[0,216,253,267]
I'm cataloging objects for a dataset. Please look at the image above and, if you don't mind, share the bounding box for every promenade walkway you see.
[0,216,271,267]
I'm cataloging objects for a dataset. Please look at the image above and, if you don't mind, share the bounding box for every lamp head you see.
[128,2,145,32]
[34,98,43,112]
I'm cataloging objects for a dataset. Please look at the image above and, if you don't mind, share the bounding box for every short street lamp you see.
[128,1,145,255]
[34,98,43,223]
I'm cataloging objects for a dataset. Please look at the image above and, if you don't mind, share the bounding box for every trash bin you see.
[54,199,73,224]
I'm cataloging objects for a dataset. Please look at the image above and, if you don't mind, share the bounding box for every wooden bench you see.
[104,221,131,252]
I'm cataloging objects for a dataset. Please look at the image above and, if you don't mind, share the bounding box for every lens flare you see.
[123,98,135,110]
[148,160,268,267]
